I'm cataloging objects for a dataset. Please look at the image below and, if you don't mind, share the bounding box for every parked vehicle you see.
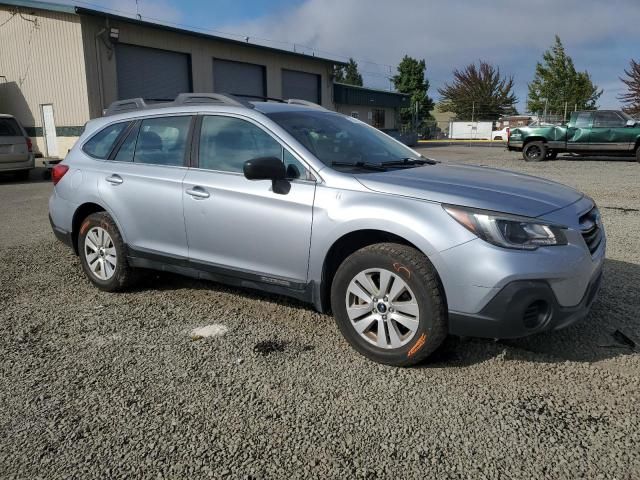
[0,114,34,178]
[508,110,640,162]
[448,121,493,140]
[49,94,606,366]
[491,127,509,141]
[380,129,419,147]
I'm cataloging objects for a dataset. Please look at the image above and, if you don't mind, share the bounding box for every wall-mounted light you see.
[109,27,119,42]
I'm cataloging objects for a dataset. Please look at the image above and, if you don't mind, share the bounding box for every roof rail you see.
[173,93,252,108]
[103,92,253,116]
[286,99,328,110]
[104,98,148,116]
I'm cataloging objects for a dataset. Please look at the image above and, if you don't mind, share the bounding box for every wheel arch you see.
[318,229,447,314]
[71,202,108,254]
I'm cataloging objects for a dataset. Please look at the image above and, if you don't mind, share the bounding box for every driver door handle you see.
[105,174,123,185]
[186,186,210,199]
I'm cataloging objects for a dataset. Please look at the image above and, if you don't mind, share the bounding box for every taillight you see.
[25,137,33,153]
[506,128,510,141]
[52,164,69,185]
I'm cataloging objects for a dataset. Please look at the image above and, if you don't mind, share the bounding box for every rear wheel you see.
[523,141,547,162]
[330,243,447,367]
[15,170,30,181]
[545,149,558,160]
[636,146,640,163]
[78,212,135,292]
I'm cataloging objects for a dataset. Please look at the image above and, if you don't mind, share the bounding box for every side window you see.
[198,116,282,173]
[113,123,139,162]
[133,116,191,166]
[574,112,593,128]
[83,122,129,159]
[593,111,625,128]
[284,149,308,180]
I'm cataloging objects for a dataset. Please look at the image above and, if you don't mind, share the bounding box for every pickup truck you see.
[508,110,640,162]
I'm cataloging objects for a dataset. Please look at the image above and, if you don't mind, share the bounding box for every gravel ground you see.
[1,150,639,479]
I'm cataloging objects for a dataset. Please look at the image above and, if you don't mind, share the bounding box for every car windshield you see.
[266,110,428,170]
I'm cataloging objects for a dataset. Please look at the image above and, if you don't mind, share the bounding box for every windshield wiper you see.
[331,161,388,171]
[381,157,438,167]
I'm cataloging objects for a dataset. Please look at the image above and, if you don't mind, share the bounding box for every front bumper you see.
[448,270,602,338]
[507,140,523,152]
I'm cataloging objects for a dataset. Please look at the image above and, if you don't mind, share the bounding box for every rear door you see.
[590,111,634,152]
[182,114,315,283]
[96,115,193,259]
[0,117,28,164]
[566,111,593,151]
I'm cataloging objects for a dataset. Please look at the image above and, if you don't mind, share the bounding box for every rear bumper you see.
[0,155,34,172]
[448,270,603,339]
[49,213,73,249]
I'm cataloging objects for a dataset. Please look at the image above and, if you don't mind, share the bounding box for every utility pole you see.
[471,101,475,123]
[564,101,568,122]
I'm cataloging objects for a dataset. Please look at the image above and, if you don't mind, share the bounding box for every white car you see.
[492,127,509,141]
[0,114,34,179]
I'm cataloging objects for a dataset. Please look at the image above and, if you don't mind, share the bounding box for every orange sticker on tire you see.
[407,333,427,358]
[392,262,411,279]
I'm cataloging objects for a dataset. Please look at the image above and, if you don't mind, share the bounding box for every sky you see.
[60,0,640,112]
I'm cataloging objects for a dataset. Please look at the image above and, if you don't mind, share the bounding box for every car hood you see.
[355,163,583,217]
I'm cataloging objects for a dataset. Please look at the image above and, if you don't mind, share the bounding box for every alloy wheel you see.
[345,268,420,349]
[84,226,117,281]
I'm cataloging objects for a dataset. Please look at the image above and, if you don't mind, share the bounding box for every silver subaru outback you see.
[49,94,605,366]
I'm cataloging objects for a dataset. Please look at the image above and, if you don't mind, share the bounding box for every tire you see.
[636,146,640,163]
[330,243,447,367]
[545,149,558,160]
[15,170,30,181]
[523,141,547,162]
[78,212,135,292]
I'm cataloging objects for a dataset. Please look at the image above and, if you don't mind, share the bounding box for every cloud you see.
[220,0,640,109]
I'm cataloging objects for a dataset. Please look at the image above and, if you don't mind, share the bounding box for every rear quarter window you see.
[0,118,22,137]
[82,122,130,159]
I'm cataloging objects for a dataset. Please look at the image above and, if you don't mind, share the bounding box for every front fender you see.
[307,185,475,284]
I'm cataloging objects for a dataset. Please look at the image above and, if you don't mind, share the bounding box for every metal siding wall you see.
[0,7,90,129]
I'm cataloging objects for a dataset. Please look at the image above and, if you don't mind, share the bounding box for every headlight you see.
[444,205,567,250]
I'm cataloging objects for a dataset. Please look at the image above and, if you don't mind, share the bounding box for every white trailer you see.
[448,121,493,140]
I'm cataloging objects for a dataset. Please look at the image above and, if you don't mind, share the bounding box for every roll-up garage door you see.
[116,44,191,101]
[282,69,320,104]
[213,59,266,98]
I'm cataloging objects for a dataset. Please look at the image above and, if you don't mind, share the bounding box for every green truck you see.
[508,110,640,162]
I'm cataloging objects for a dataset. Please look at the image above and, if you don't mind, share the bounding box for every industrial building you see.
[0,0,410,158]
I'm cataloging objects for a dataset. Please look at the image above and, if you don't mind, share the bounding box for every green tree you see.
[333,58,363,86]
[619,59,640,116]
[527,36,602,116]
[438,61,517,121]
[392,55,434,128]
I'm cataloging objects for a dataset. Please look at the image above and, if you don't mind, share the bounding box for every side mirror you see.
[243,156,289,194]
[243,156,286,181]
[626,119,637,127]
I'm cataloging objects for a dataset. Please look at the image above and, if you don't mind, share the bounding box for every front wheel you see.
[330,243,447,367]
[523,141,547,162]
[78,212,135,292]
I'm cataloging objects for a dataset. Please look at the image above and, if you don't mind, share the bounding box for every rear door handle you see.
[185,186,210,199]
[105,174,123,185]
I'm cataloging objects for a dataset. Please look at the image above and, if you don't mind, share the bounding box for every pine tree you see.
[619,59,640,116]
[438,61,517,121]
[334,58,363,86]
[527,36,602,116]
[392,55,434,128]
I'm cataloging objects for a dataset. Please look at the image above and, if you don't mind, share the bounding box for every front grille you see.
[579,206,603,255]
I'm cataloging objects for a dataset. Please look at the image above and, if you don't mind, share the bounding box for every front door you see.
[182,114,315,283]
[566,111,593,151]
[97,115,193,259]
[590,111,635,153]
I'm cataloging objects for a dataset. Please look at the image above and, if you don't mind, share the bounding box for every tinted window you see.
[134,116,191,166]
[593,111,625,128]
[83,122,129,159]
[0,118,22,137]
[574,112,593,128]
[113,123,138,162]
[198,116,282,173]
